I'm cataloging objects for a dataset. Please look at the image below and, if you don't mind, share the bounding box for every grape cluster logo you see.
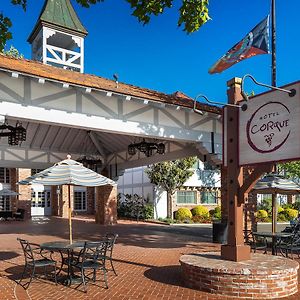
[246,101,290,153]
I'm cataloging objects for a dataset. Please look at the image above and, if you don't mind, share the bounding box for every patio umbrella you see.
[0,188,20,196]
[18,155,116,243]
[252,174,300,233]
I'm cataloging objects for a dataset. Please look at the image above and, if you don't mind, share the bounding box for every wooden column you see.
[221,78,251,261]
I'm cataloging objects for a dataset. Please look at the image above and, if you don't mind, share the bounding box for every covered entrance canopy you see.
[0,55,222,176]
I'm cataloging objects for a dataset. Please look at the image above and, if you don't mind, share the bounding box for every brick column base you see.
[180,252,299,299]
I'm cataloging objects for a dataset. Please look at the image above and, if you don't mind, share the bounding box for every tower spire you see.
[28,0,88,73]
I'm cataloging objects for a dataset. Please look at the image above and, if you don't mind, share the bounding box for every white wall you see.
[117,166,154,202]
[154,187,167,219]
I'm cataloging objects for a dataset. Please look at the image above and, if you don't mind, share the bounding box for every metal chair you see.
[17,238,57,289]
[105,233,118,276]
[276,233,300,258]
[250,233,268,254]
[71,241,108,292]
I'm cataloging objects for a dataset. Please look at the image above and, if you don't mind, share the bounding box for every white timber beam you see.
[0,101,218,144]
[88,131,107,164]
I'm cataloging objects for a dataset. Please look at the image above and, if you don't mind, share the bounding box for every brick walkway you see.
[0,217,299,299]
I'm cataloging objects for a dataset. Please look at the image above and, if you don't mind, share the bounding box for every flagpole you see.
[271,0,276,87]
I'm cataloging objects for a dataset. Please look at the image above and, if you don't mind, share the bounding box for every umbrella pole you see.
[68,185,72,244]
[272,193,277,234]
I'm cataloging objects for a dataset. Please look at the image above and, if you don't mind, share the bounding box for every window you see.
[201,191,218,204]
[0,168,10,183]
[74,191,87,211]
[31,191,51,208]
[0,196,10,211]
[177,191,197,204]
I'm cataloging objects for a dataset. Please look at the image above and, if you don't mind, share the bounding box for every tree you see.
[278,161,300,183]
[145,156,197,218]
[0,0,210,50]
[1,45,23,58]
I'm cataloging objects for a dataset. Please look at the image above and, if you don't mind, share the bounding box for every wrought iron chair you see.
[17,238,57,289]
[71,241,108,292]
[105,233,118,276]
[250,233,268,254]
[276,233,300,258]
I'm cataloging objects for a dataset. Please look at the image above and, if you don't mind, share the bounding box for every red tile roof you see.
[0,54,221,114]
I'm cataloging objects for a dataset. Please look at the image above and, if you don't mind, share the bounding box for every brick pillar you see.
[16,169,32,219]
[221,78,251,261]
[9,168,18,212]
[87,187,95,214]
[51,186,59,216]
[95,185,117,225]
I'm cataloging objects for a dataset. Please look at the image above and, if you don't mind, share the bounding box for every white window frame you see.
[0,196,10,211]
[74,190,87,212]
[200,190,218,205]
[0,168,10,184]
[176,191,197,204]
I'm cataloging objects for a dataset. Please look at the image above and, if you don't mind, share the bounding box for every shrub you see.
[258,198,272,214]
[192,215,211,223]
[292,202,300,211]
[211,206,222,220]
[282,203,293,210]
[284,208,298,221]
[256,210,268,219]
[143,203,154,219]
[256,209,268,222]
[117,193,154,220]
[277,206,284,214]
[209,206,221,220]
[191,205,209,218]
[277,213,287,222]
[175,208,192,221]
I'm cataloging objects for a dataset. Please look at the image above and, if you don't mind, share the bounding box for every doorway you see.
[31,190,51,216]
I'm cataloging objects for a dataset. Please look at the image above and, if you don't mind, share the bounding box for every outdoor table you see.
[252,232,292,255]
[40,240,85,285]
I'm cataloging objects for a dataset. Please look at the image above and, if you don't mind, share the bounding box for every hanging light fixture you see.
[0,120,26,145]
[128,139,165,157]
[77,155,102,171]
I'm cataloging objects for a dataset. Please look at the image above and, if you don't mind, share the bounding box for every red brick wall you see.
[86,187,95,214]
[95,185,117,225]
[16,169,31,219]
[180,253,299,299]
[9,168,18,212]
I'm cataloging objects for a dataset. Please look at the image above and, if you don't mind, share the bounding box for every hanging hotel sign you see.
[239,81,299,166]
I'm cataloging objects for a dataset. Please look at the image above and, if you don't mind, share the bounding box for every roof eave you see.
[28,20,88,43]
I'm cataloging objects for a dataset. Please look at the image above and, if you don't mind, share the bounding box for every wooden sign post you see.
[221,78,251,261]
[221,78,299,261]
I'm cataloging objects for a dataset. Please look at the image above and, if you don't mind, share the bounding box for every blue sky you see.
[2,0,300,103]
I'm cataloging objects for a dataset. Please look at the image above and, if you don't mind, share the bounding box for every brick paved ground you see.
[0,217,299,300]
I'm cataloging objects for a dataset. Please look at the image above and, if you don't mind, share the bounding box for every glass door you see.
[31,190,51,216]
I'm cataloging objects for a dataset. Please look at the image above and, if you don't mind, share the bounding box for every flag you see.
[209,16,270,74]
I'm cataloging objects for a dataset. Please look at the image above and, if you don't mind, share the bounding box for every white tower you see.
[28,0,88,73]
